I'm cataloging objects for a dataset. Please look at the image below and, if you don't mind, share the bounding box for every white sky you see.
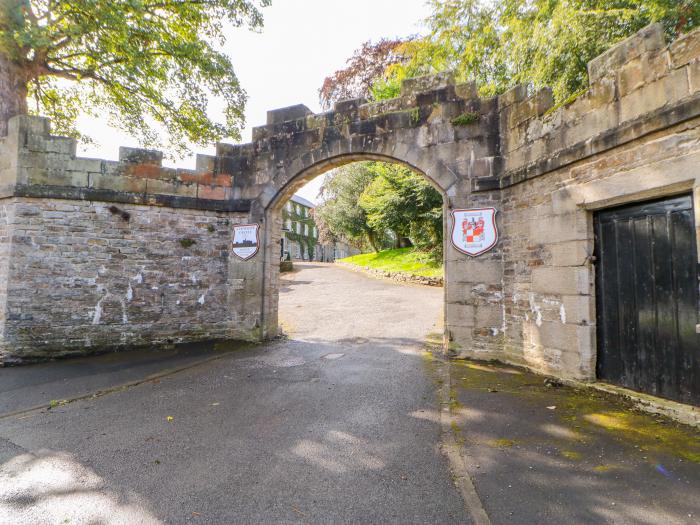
[76,0,431,205]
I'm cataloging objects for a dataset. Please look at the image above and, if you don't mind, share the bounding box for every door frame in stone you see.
[552,155,700,380]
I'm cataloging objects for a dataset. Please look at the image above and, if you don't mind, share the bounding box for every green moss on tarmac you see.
[450,359,700,464]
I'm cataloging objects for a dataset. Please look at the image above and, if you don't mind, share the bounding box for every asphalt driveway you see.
[0,262,467,524]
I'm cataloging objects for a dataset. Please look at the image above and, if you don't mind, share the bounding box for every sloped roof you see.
[290,194,315,209]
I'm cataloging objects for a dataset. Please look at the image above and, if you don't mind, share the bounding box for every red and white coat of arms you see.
[451,208,498,256]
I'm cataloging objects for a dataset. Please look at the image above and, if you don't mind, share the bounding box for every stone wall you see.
[0,117,256,363]
[224,22,700,382]
[487,24,700,379]
[0,23,699,384]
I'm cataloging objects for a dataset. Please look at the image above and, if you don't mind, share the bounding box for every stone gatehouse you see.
[0,24,698,404]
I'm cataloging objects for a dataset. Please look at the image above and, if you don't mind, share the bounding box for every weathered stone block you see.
[475,304,502,327]
[498,84,527,108]
[146,178,198,199]
[530,212,588,244]
[588,23,665,82]
[89,173,147,194]
[119,147,163,165]
[670,26,700,68]
[619,67,689,123]
[401,71,455,96]
[531,267,590,296]
[561,295,594,325]
[266,104,313,125]
[689,58,700,94]
[549,241,591,267]
[448,259,502,285]
[454,82,478,100]
[447,303,475,328]
[22,167,88,188]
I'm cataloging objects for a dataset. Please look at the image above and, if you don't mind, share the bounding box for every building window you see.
[285,219,291,230]
[295,222,300,234]
[304,224,308,236]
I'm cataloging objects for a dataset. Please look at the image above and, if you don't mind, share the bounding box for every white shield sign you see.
[232,223,260,261]
[451,208,498,256]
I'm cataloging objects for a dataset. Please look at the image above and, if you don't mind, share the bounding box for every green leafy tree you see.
[386,0,700,103]
[359,162,443,256]
[0,0,269,153]
[321,2,699,107]
[310,208,337,246]
[315,164,386,252]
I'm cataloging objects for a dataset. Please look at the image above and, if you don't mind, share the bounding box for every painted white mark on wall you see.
[92,293,128,325]
[198,294,205,305]
[92,302,102,325]
[134,273,143,284]
[559,303,567,324]
[528,294,543,327]
[126,284,133,301]
[190,273,198,284]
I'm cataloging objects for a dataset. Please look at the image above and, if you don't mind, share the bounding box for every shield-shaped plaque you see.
[232,223,260,261]
[451,208,498,256]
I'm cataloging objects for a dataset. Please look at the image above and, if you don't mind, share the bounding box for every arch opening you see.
[260,154,449,343]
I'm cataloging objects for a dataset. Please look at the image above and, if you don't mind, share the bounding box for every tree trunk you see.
[366,230,380,253]
[0,51,28,137]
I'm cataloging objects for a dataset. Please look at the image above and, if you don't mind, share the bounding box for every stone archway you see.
[217,72,505,357]
[261,153,450,341]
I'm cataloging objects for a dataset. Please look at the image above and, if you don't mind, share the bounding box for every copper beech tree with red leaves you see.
[318,38,409,110]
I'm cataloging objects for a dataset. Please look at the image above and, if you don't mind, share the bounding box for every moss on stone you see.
[179,238,196,248]
[451,112,480,126]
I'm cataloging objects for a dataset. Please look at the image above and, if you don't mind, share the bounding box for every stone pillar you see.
[444,176,505,361]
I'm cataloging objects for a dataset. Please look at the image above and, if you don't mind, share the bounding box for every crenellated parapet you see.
[210,23,700,214]
[0,115,249,212]
[3,23,699,219]
[217,70,500,214]
[492,23,700,188]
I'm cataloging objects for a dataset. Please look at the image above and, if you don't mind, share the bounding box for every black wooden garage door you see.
[595,195,700,405]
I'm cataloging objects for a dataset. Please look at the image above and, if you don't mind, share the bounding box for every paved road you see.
[448,360,700,525]
[0,262,468,524]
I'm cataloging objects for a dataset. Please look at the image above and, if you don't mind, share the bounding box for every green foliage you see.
[282,201,317,259]
[359,162,443,257]
[380,0,700,104]
[340,248,443,278]
[315,161,443,259]
[179,238,196,248]
[318,39,408,109]
[451,112,479,126]
[0,0,269,154]
[315,163,385,252]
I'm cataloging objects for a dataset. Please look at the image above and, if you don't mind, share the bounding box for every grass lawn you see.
[339,248,443,278]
